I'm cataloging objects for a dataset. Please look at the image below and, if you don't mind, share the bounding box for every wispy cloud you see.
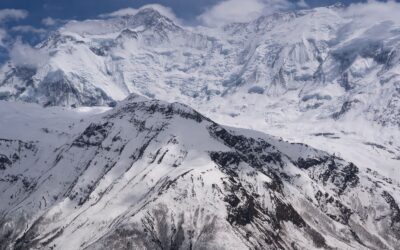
[42,17,58,26]
[0,9,29,48]
[342,0,400,25]
[100,4,180,23]
[9,40,49,68]
[11,25,46,34]
[297,0,308,8]
[0,9,28,22]
[0,28,6,47]
[197,0,303,27]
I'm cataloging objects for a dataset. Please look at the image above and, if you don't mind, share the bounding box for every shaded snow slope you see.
[0,96,399,249]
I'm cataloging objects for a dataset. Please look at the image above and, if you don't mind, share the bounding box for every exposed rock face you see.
[0,95,399,249]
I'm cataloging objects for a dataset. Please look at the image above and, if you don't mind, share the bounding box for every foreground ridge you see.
[0,95,399,249]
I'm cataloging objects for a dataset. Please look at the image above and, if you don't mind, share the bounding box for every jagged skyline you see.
[0,0,395,62]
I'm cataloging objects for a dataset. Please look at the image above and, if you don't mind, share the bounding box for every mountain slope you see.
[0,95,399,249]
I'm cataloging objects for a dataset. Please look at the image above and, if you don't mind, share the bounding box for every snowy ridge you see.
[0,95,399,249]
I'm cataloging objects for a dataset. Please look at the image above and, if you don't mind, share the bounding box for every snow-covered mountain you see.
[0,4,400,249]
[1,5,400,128]
[0,95,399,250]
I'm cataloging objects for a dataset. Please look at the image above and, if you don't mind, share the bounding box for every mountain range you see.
[0,4,399,250]
[1,5,400,127]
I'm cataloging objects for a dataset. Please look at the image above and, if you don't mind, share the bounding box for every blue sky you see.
[0,0,376,27]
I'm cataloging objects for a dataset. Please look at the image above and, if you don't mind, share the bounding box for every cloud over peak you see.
[99,4,180,23]
[343,0,400,25]
[9,40,49,68]
[197,0,302,27]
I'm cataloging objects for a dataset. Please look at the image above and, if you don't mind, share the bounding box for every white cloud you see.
[0,9,28,22]
[342,0,400,25]
[0,9,28,48]
[297,0,309,8]
[100,4,179,23]
[0,28,6,47]
[11,25,46,34]
[197,0,297,27]
[333,0,400,45]
[42,17,57,26]
[9,40,49,68]
[100,7,139,17]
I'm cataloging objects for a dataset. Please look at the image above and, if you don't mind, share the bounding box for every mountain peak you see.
[116,7,181,32]
[136,7,164,17]
[115,93,209,124]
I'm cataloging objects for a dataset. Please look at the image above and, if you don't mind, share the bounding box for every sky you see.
[0,0,388,27]
[0,0,397,62]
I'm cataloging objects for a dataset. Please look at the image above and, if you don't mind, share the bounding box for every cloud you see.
[297,0,309,8]
[42,17,57,26]
[0,28,6,47]
[9,40,49,68]
[0,9,28,48]
[342,0,400,25]
[100,4,179,23]
[197,0,299,27]
[0,9,28,22]
[11,25,46,34]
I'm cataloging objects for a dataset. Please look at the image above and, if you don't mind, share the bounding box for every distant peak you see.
[116,7,181,32]
[106,5,179,25]
[131,8,167,22]
[137,7,162,16]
